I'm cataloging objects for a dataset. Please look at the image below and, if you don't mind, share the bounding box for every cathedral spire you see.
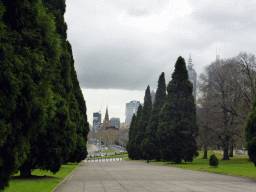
[105,106,109,121]
[103,106,110,131]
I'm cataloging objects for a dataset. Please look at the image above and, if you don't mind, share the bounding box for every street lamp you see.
[105,131,110,148]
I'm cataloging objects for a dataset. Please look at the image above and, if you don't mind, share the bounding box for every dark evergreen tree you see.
[134,86,152,160]
[19,0,88,176]
[127,114,136,159]
[66,41,89,163]
[0,0,61,188]
[130,105,143,160]
[209,154,219,167]
[142,72,166,161]
[245,98,256,166]
[156,56,199,163]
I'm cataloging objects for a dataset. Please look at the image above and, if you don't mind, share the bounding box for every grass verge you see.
[90,153,128,159]
[125,153,256,178]
[92,148,115,153]
[4,163,79,192]
[102,148,115,153]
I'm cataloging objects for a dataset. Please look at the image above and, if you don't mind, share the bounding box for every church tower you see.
[187,54,197,102]
[103,106,111,131]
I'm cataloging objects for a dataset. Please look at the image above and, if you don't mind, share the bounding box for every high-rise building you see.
[93,112,101,133]
[110,117,120,129]
[187,54,197,102]
[150,90,155,104]
[125,100,140,123]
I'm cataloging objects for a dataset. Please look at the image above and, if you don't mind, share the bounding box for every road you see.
[54,160,256,192]
[87,144,126,156]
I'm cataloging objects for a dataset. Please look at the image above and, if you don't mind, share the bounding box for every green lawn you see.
[125,152,256,178]
[92,148,115,153]
[102,148,115,153]
[4,163,79,192]
[90,153,128,159]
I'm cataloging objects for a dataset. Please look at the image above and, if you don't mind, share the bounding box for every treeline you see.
[0,0,89,191]
[127,57,199,163]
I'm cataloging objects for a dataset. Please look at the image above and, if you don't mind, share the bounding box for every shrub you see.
[209,154,219,167]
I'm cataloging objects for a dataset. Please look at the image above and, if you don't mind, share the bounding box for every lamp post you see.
[106,131,110,148]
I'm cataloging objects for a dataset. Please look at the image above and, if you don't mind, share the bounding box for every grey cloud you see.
[66,0,256,92]
[128,8,149,17]
[75,41,165,90]
[191,3,256,32]
[105,0,170,12]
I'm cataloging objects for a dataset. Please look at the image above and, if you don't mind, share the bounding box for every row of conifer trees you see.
[127,57,199,163]
[0,0,89,191]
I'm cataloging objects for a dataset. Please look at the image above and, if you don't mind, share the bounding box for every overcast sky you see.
[64,0,256,124]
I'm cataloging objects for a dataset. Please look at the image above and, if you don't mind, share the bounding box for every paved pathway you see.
[54,160,256,192]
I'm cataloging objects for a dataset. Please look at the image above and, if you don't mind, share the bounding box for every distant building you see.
[120,122,130,129]
[106,126,119,131]
[187,54,197,102]
[150,90,155,104]
[102,106,111,131]
[110,117,120,129]
[93,112,101,133]
[125,100,140,123]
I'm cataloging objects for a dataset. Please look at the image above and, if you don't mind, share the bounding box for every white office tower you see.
[150,90,155,104]
[187,54,197,102]
[125,100,140,124]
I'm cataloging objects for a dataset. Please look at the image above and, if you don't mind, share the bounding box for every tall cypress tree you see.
[157,57,198,163]
[17,0,68,177]
[142,72,166,161]
[245,97,256,166]
[0,0,61,187]
[127,114,136,159]
[134,86,152,160]
[41,0,89,164]
[18,0,79,176]
[0,2,26,189]
[66,41,89,163]
[130,104,143,160]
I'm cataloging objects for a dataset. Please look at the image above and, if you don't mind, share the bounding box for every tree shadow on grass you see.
[165,162,187,165]
[11,175,56,180]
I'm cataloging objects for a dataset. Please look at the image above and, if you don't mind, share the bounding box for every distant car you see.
[105,147,108,150]
[236,150,243,155]
[95,150,99,153]
[120,150,125,153]
[101,153,107,156]
[95,153,101,157]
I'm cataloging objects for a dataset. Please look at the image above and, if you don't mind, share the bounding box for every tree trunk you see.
[20,168,31,178]
[229,140,234,157]
[222,137,230,160]
[202,143,208,159]
[19,160,32,178]
[155,150,161,161]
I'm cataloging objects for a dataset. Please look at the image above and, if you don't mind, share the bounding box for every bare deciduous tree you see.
[116,128,129,147]
[198,52,255,160]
